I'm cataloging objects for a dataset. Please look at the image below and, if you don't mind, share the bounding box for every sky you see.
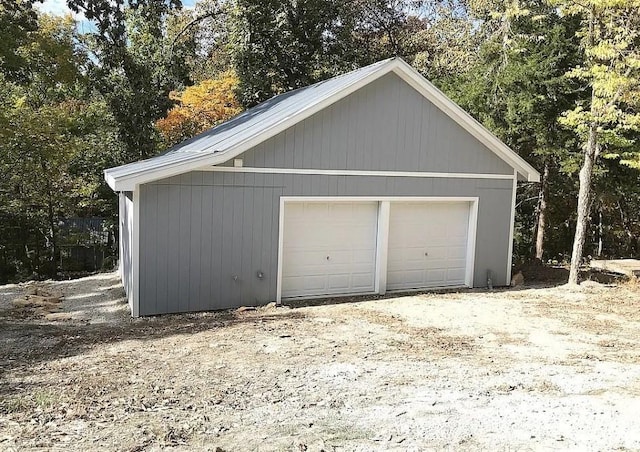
[36,0,198,32]
[38,0,198,15]
[37,0,78,17]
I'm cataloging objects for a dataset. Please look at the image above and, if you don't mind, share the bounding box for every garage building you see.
[105,58,540,317]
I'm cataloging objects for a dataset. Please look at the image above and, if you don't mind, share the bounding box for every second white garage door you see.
[281,201,378,298]
[387,201,471,291]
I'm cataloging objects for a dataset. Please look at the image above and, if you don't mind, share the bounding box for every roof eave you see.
[104,151,231,191]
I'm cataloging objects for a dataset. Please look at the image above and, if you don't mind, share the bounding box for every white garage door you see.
[387,202,470,291]
[281,201,378,298]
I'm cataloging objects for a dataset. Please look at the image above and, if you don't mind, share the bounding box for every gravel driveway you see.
[1,272,639,450]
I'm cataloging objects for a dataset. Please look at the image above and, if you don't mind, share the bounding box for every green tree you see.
[448,1,583,261]
[230,0,358,106]
[68,0,192,160]
[228,0,488,107]
[0,14,124,279]
[0,0,39,83]
[554,0,640,284]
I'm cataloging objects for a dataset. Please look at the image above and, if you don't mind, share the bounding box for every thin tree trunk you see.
[568,123,599,285]
[597,208,603,257]
[43,162,58,279]
[535,160,550,261]
[47,199,58,278]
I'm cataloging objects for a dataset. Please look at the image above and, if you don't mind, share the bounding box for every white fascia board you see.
[104,61,398,191]
[104,170,118,191]
[105,152,228,191]
[390,60,541,183]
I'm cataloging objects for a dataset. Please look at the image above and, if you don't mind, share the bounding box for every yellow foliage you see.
[157,72,242,146]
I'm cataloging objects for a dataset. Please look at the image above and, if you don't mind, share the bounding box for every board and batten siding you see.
[119,191,134,309]
[133,71,518,315]
[138,172,513,315]
[222,73,514,175]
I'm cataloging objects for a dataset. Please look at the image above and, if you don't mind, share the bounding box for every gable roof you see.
[105,58,540,191]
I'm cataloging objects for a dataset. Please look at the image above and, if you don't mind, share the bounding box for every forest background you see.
[1,0,638,283]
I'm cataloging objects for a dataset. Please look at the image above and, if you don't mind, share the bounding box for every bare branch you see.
[170,10,220,52]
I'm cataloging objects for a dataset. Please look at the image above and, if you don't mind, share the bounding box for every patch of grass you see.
[33,389,59,410]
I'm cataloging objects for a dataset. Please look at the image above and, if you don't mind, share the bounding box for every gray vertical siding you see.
[138,173,513,315]
[119,191,134,309]
[140,174,282,314]
[133,71,519,316]
[225,73,514,175]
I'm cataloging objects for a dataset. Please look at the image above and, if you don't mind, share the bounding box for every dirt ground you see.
[1,271,640,451]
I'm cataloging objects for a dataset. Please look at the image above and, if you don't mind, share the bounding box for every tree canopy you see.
[0,0,639,282]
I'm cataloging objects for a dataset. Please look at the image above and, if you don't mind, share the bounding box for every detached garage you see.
[105,57,539,317]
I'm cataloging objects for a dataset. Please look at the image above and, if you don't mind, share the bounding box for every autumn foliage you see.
[156,72,242,146]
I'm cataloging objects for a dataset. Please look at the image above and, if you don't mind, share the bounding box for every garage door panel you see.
[282,275,326,296]
[426,269,446,283]
[325,228,375,248]
[388,269,423,286]
[283,249,327,262]
[282,201,378,298]
[327,274,350,291]
[447,268,466,281]
[447,246,467,259]
[427,238,450,247]
[429,222,449,237]
[329,203,354,216]
[387,201,470,291]
[351,272,376,288]
[351,249,376,264]
[303,203,329,218]
[325,250,352,265]
[402,247,428,261]
[425,247,448,259]
[398,259,428,272]
[449,223,469,237]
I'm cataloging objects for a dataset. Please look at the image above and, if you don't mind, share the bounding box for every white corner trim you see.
[201,166,515,180]
[118,192,124,280]
[375,201,391,295]
[466,199,479,287]
[506,170,518,285]
[276,196,286,305]
[105,171,117,191]
[131,185,141,318]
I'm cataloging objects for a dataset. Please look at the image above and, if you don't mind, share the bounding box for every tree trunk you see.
[535,160,550,261]
[47,199,58,278]
[568,123,599,285]
[597,208,603,257]
[43,163,58,279]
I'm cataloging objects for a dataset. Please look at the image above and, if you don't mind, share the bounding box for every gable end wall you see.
[226,73,514,175]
